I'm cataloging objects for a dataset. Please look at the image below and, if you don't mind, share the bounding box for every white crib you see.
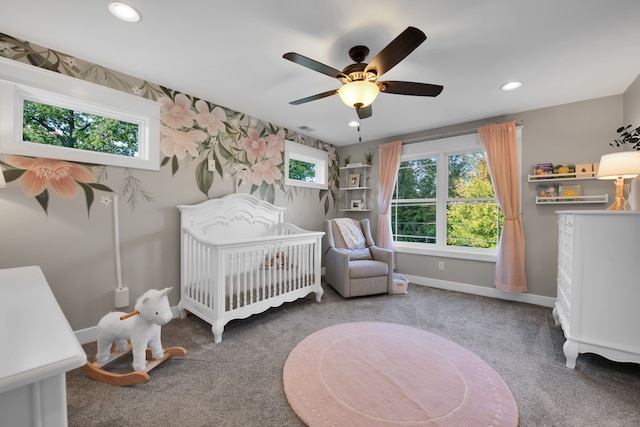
[177,193,324,343]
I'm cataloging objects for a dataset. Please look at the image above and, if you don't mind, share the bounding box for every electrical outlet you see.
[438,261,445,271]
[207,158,215,172]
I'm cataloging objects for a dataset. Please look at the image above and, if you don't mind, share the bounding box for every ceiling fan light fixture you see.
[338,81,380,109]
[108,2,141,22]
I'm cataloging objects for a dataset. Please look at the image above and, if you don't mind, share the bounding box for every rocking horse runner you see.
[82,287,186,386]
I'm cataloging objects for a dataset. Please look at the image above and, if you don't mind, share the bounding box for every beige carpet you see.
[283,322,518,427]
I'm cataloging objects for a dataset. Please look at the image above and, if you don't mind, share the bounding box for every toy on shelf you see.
[82,287,186,386]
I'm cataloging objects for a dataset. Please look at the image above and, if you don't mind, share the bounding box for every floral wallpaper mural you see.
[0,33,339,214]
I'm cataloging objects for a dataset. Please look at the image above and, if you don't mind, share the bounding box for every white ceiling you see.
[1,0,640,146]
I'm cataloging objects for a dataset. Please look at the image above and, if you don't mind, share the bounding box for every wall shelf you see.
[529,167,607,205]
[339,164,372,212]
[528,173,597,182]
[535,194,609,205]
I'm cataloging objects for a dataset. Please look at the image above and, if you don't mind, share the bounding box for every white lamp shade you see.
[596,151,640,180]
[337,81,380,108]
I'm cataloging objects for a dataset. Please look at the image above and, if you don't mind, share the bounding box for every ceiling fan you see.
[283,26,443,120]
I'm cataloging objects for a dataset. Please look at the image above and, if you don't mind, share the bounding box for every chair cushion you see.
[340,248,373,260]
[349,260,389,278]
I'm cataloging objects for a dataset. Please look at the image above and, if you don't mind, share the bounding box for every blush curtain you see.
[376,141,403,252]
[478,122,527,292]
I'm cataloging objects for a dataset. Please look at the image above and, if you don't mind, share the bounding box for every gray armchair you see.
[322,218,394,298]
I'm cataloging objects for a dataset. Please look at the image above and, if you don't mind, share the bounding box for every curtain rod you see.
[389,119,524,146]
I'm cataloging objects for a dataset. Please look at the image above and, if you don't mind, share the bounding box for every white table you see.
[0,266,86,427]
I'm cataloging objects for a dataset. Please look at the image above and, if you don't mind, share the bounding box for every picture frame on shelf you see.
[348,173,360,188]
[350,200,362,210]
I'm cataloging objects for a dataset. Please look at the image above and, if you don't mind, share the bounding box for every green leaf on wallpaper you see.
[161,156,170,167]
[195,159,213,197]
[35,189,49,214]
[1,168,25,183]
[259,181,275,204]
[78,182,94,217]
[214,154,223,177]
[88,183,114,193]
[217,142,234,159]
[159,86,174,99]
[171,156,179,176]
[324,195,329,215]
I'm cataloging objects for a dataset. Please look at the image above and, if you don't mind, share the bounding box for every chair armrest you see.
[369,246,393,266]
[325,247,350,291]
[369,246,395,293]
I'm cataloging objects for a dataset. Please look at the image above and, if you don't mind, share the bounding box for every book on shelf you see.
[532,163,554,179]
[558,184,582,201]
[537,183,558,201]
[553,164,575,178]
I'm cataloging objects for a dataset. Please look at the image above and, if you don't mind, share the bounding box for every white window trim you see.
[393,127,522,262]
[284,140,328,190]
[0,56,160,170]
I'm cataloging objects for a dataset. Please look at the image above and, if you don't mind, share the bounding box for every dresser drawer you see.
[558,230,574,254]
[557,213,574,235]
[557,254,573,283]
[556,277,571,311]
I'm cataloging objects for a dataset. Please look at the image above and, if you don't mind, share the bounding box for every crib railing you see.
[180,226,322,325]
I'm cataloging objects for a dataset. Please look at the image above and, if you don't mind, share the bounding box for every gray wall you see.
[624,74,640,128]
[338,94,626,298]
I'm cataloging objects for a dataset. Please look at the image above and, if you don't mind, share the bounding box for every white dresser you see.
[0,266,86,427]
[553,210,640,368]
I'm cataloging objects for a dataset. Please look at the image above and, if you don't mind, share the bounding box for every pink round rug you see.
[283,322,518,427]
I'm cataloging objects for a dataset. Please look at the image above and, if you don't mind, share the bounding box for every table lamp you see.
[597,151,640,210]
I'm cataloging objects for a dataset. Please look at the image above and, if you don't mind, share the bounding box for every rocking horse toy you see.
[82,287,186,386]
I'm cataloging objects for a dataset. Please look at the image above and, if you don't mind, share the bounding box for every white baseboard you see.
[403,274,556,308]
[75,278,554,343]
[74,306,183,345]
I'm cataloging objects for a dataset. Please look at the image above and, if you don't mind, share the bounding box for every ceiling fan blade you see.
[283,52,347,79]
[379,80,443,97]
[356,105,372,119]
[289,89,338,105]
[364,26,427,78]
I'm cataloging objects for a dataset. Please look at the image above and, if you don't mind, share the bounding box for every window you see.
[284,140,328,190]
[0,57,160,170]
[391,131,521,261]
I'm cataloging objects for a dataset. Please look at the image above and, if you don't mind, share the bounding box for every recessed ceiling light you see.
[501,81,522,91]
[108,3,141,22]
[348,121,360,127]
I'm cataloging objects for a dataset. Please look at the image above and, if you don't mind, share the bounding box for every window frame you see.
[392,129,522,262]
[0,56,160,170]
[284,140,328,190]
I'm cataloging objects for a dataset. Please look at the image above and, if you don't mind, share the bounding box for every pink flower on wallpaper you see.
[265,130,285,163]
[7,156,96,199]
[159,93,196,129]
[161,126,207,159]
[251,158,282,185]
[243,128,266,163]
[195,100,226,136]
